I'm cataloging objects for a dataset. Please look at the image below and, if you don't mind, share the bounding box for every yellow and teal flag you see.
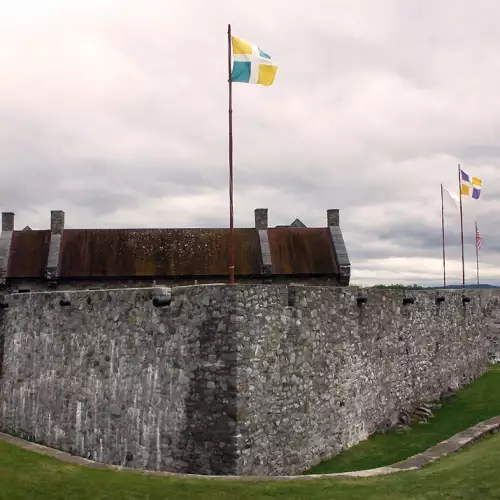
[460,169,482,199]
[231,36,277,86]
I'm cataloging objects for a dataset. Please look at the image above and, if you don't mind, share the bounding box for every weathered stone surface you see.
[254,209,268,230]
[231,285,488,475]
[0,286,237,474]
[0,284,491,476]
[482,291,500,363]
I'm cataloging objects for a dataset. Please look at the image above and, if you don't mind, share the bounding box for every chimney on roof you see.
[46,210,65,286]
[327,209,339,227]
[254,208,268,230]
[0,212,14,283]
[50,210,65,235]
[2,212,14,232]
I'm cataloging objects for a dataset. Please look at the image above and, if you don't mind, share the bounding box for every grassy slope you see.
[307,366,500,474]
[1,432,500,499]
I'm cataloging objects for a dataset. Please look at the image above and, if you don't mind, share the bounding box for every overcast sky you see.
[1,0,500,286]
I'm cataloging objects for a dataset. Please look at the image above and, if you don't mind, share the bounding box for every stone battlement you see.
[0,284,494,475]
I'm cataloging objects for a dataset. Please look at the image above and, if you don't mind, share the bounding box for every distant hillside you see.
[372,284,500,290]
[431,284,500,289]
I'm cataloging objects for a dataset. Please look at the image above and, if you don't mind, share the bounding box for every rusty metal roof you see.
[8,230,51,278]
[58,228,263,278]
[267,228,337,275]
[5,227,339,280]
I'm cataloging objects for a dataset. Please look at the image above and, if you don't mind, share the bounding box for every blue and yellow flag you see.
[231,36,277,86]
[460,169,482,199]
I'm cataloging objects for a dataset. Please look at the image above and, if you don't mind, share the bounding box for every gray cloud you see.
[1,0,500,285]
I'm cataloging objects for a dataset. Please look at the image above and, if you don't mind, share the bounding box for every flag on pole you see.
[226,26,277,284]
[442,186,460,215]
[460,169,482,199]
[231,36,278,86]
[476,227,482,250]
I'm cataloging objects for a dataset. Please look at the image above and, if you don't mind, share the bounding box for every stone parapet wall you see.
[0,284,491,476]
[0,286,238,474]
[233,286,487,475]
[481,289,500,363]
[3,276,343,294]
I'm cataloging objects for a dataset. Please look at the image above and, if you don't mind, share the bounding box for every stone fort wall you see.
[481,288,500,364]
[0,284,491,476]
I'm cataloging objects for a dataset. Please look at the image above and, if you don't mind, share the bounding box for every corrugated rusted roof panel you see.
[58,228,262,278]
[268,228,337,275]
[8,230,51,278]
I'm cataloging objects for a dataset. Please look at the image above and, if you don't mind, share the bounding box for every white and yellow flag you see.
[231,36,278,86]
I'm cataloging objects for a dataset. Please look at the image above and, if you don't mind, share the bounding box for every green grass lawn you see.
[1,431,500,499]
[306,365,500,474]
[1,365,499,499]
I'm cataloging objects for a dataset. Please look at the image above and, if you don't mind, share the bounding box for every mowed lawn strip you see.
[306,366,500,474]
[1,432,500,499]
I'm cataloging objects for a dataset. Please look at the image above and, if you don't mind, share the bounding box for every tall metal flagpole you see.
[458,164,465,289]
[227,24,235,285]
[475,221,480,286]
[440,183,446,288]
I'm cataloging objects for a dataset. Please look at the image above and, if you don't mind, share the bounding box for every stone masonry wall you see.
[233,285,488,475]
[0,286,238,474]
[0,284,491,476]
[482,289,500,363]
